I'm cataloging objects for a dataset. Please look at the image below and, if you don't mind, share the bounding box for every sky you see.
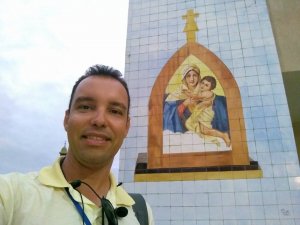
[0,0,129,174]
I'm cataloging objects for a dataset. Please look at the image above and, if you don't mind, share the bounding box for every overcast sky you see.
[0,0,129,173]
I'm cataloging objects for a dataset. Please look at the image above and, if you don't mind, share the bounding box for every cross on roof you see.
[182,9,199,43]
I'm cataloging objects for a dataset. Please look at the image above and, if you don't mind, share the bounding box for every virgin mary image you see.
[163,64,230,147]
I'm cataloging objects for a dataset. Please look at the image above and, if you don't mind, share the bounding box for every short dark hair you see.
[68,64,130,113]
[201,76,217,90]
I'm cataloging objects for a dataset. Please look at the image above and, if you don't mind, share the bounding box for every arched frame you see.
[148,42,250,169]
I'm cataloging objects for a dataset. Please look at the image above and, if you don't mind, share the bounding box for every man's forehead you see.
[76,76,123,92]
[78,75,113,86]
[73,76,129,105]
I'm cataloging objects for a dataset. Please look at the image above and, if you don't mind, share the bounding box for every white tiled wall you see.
[119,0,300,224]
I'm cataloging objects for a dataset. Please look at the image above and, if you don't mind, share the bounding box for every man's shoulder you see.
[0,171,38,181]
[128,193,149,225]
[0,171,39,196]
[0,171,38,184]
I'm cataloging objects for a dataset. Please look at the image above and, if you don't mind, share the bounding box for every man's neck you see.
[61,156,111,206]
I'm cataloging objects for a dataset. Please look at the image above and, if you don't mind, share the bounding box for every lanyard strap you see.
[65,188,92,225]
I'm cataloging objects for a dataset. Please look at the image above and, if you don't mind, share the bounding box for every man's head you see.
[68,64,130,114]
[63,64,131,169]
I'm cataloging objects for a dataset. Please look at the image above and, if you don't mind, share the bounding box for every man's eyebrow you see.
[73,96,95,104]
[73,97,128,111]
[110,101,128,111]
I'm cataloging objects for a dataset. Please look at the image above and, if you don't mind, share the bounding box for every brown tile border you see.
[134,153,262,181]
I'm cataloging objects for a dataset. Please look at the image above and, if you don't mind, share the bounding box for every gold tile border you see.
[134,170,263,182]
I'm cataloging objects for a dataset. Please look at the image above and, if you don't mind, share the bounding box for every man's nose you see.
[91,109,107,127]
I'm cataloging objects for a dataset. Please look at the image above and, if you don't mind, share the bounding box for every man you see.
[0,64,154,225]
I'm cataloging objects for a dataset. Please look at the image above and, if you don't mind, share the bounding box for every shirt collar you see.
[38,157,134,206]
[38,157,68,188]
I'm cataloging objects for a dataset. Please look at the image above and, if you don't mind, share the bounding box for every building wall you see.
[120,0,300,224]
[267,0,300,160]
[266,0,300,72]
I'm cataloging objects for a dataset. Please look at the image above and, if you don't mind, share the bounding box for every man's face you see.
[64,76,130,168]
[185,70,199,88]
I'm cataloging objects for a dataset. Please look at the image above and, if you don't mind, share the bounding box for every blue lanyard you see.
[65,188,92,225]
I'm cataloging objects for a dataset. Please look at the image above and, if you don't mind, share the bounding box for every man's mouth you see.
[81,134,111,145]
[82,135,109,141]
[81,134,111,144]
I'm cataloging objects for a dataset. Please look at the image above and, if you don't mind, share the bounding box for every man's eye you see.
[110,108,123,115]
[78,105,91,110]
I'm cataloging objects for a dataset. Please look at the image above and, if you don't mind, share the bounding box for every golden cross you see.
[182,9,199,43]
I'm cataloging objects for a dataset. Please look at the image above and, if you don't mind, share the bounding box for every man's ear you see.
[125,116,131,137]
[63,110,70,131]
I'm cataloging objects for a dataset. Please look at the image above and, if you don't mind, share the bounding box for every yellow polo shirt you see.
[0,157,154,225]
